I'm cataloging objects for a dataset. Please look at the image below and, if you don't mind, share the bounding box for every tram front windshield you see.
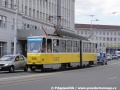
[27,38,42,53]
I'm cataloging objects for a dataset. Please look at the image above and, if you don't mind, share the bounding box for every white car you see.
[107,54,112,60]
[0,54,28,73]
[112,54,118,60]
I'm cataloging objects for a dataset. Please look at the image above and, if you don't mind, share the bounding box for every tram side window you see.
[87,42,88,52]
[88,43,91,53]
[72,41,77,53]
[47,39,52,53]
[92,43,94,53]
[41,38,46,53]
[59,40,66,53]
[75,41,77,52]
[84,42,87,52]
[53,39,59,53]
[89,43,92,52]
[82,42,84,52]
[77,41,80,52]
[91,43,93,53]
[84,42,85,52]
[72,41,74,52]
[94,43,97,53]
[67,40,72,52]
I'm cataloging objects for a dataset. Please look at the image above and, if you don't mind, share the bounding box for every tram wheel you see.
[30,66,36,72]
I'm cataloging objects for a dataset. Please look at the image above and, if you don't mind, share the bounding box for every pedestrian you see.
[103,53,107,65]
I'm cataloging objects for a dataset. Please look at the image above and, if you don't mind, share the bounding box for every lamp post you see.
[89,19,98,40]
[91,19,98,30]
[13,0,18,55]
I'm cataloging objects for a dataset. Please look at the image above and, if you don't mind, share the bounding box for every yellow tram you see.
[27,35,97,71]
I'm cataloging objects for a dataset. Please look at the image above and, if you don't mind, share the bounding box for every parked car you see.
[115,51,120,58]
[107,54,112,60]
[112,54,118,60]
[0,54,28,73]
[97,53,107,65]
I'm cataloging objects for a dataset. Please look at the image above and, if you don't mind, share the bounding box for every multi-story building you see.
[0,0,75,56]
[75,24,120,53]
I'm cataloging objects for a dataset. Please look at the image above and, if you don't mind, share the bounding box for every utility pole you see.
[89,19,98,40]
[13,0,18,55]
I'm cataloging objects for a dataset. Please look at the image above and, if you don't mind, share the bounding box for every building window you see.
[33,9,35,18]
[0,15,7,28]
[99,43,101,47]
[77,31,79,34]
[11,42,14,54]
[46,14,48,21]
[114,38,116,41]
[0,42,4,57]
[29,8,31,17]
[22,5,23,13]
[107,32,109,35]
[49,2,51,11]
[25,6,27,15]
[46,1,48,9]
[118,32,120,35]
[103,32,105,35]
[3,16,7,28]
[11,0,14,9]
[110,37,112,41]
[107,37,109,41]
[96,37,98,40]
[103,43,105,47]
[114,32,116,35]
[12,19,15,30]
[43,13,45,20]
[43,1,45,8]
[40,12,42,20]
[0,15,3,27]
[81,31,83,34]
[37,11,39,19]
[5,0,8,8]
[103,37,105,41]
[111,32,112,35]
[118,38,120,41]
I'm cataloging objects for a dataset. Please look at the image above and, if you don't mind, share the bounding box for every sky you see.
[75,0,120,26]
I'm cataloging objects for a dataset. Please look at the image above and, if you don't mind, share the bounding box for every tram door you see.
[46,39,53,62]
[47,39,52,53]
[53,39,60,62]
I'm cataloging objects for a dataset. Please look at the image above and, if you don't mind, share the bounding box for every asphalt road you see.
[0,59,120,90]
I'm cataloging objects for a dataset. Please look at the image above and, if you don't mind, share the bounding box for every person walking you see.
[103,53,107,65]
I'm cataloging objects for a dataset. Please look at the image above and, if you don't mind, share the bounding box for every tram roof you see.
[27,29,89,41]
[58,29,89,41]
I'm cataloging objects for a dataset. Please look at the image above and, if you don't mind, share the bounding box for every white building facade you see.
[75,24,120,54]
[0,0,75,56]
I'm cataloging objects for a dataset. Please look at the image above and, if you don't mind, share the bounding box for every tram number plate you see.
[54,57,59,61]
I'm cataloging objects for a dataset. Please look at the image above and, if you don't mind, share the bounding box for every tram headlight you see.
[28,59,30,62]
[38,60,40,62]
